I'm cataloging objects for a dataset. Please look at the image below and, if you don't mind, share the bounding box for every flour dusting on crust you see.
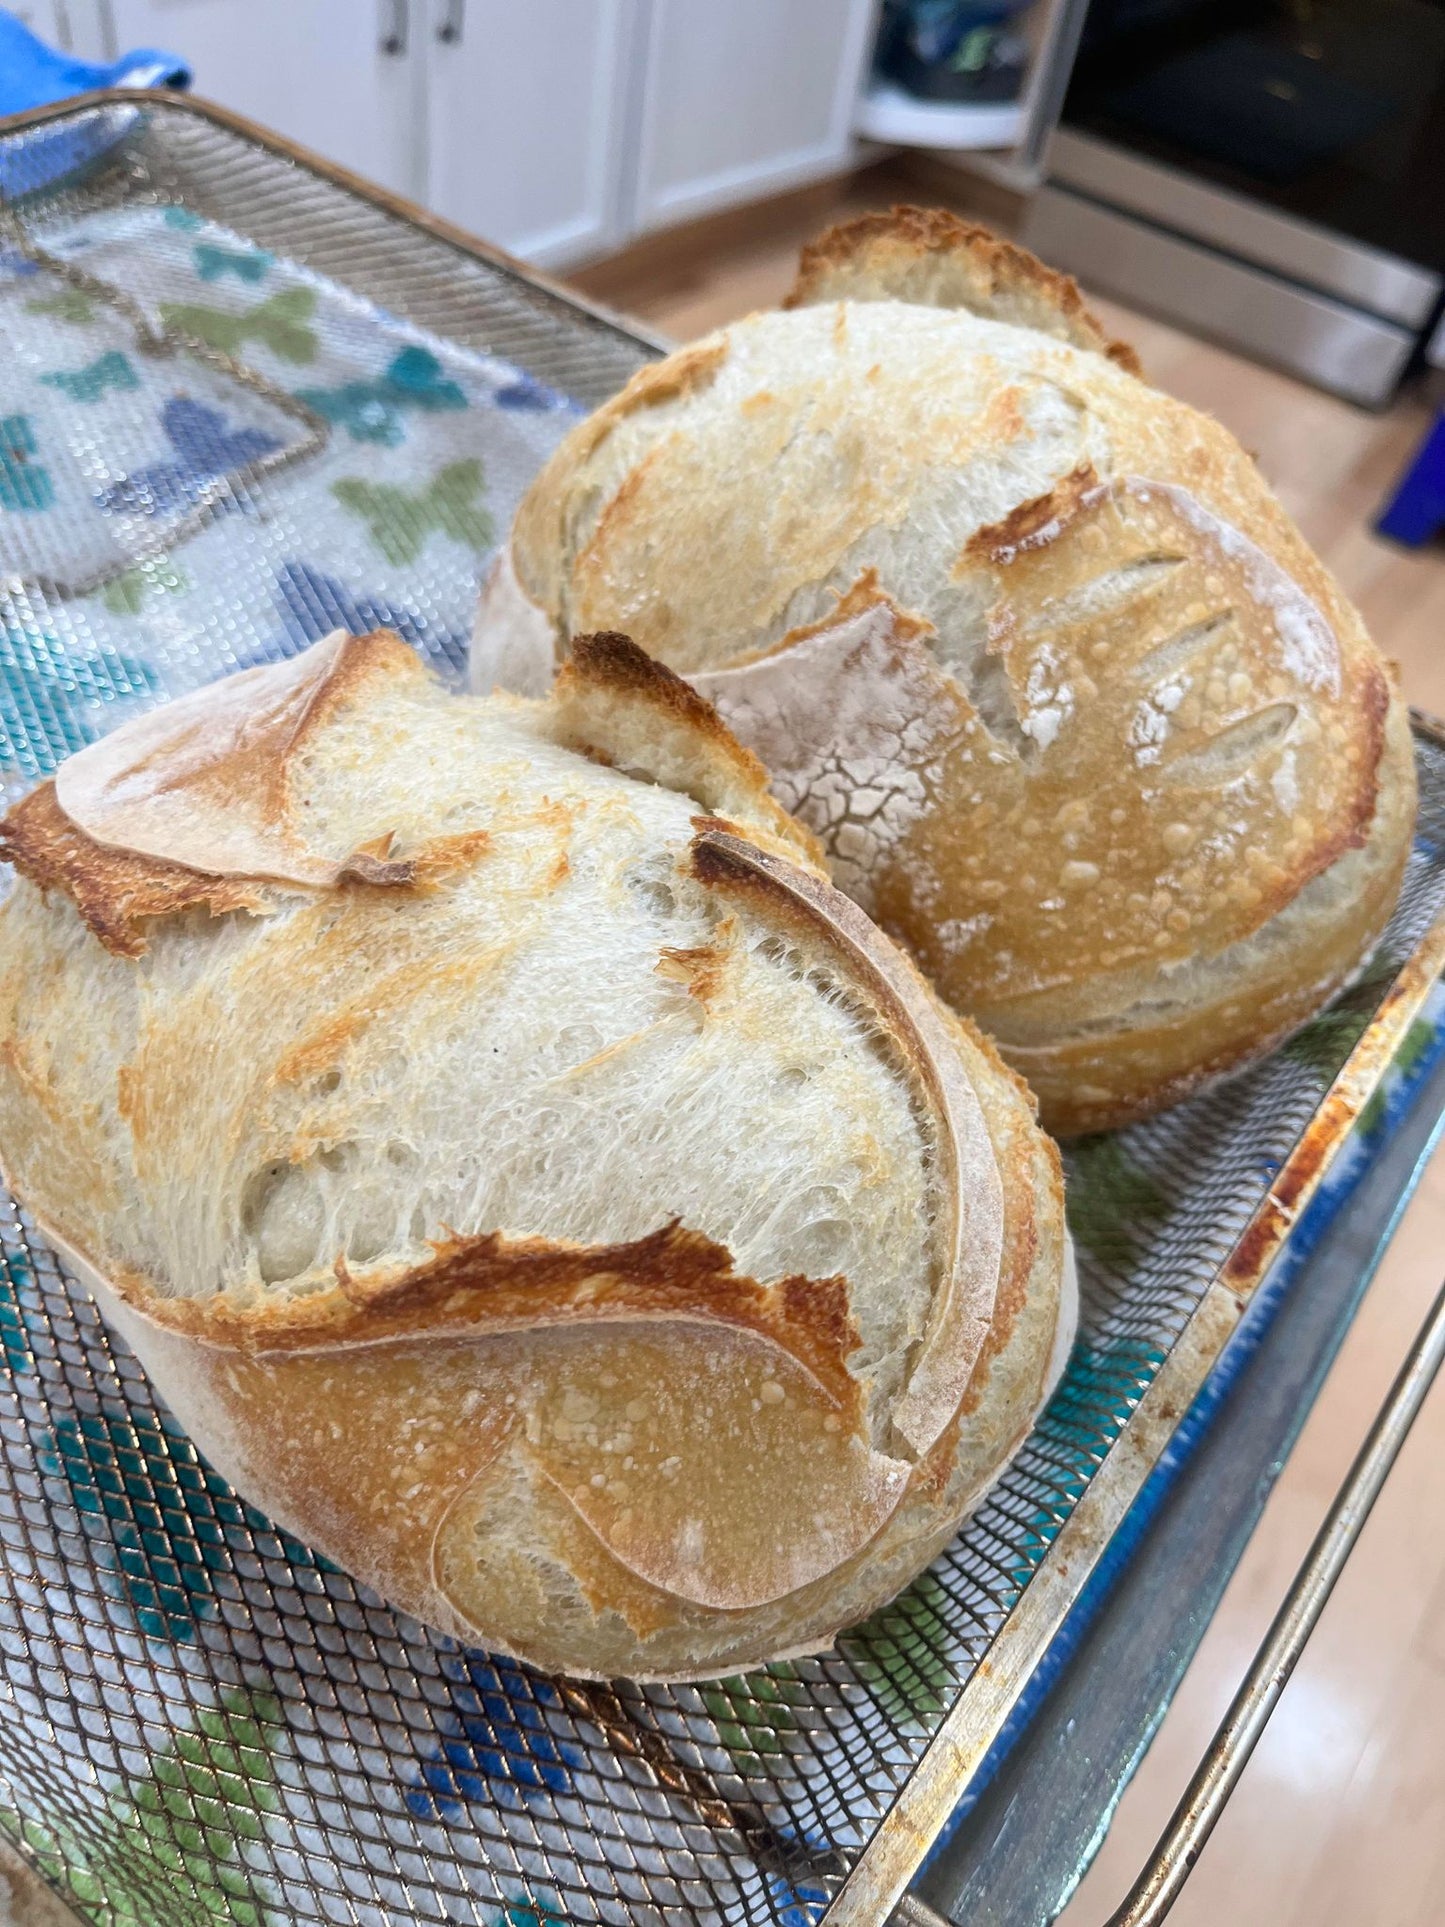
[694,593,965,912]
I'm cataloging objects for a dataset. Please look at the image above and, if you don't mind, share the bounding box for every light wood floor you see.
[569,163,1445,1927]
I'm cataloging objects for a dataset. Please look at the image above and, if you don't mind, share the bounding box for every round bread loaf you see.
[472,208,1417,1134]
[0,627,1070,1679]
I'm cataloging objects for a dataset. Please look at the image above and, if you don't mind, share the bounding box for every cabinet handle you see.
[380,0,408,56]
[436,0,465,44]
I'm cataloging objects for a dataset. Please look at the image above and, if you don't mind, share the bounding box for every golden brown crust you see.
[1005,693,1415,1135]
[874,472,1389,1016]
[481,209,1413,1141]
[0,782,271,958]
[785,205,1143,373]
[0,634,1069,1674]
[563,629,758,753]
[116,1216,862,1401]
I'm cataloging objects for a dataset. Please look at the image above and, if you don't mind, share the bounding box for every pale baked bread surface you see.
[475,208,1416,1133]
[0,629,1068,1678]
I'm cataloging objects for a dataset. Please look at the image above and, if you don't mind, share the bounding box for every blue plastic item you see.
[0,9,188,117]
[0,10,189,201]
[1377,405,1445,548]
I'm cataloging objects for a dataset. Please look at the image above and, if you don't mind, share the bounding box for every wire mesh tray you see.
[1,94,1444,1927]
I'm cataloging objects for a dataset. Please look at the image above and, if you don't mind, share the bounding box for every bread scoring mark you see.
[122,1213,867,1395]
[1134,483,1341,695]
[694,581,965,909]
[688,826,1005,1461]
[964,461,1101,567]
[1036,552,1187,631]
[784,205,1143,375]
[883,468,1384,1035]
[1159,701,1297,785]
[1131,610,1235,684]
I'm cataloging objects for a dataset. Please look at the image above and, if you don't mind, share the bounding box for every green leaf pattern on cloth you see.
[841,1574,958,1728]
[24,288,99,325]
[101,558,189,617]
[0,1689,283,1925]
[158,288,319,366]
[1062,1135,1169,1271]
[333,457,493,565]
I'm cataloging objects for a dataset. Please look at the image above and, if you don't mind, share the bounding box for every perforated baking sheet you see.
[1,94,1443,1927]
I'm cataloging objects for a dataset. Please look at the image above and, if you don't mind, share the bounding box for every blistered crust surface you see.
[885,472,1383,1002]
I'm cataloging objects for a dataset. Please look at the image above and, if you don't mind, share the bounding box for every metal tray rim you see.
[832,708,1445,1924]
[0,87,675,360]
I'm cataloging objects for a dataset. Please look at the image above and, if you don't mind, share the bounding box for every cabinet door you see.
[423,0,637,270]
[104,0,424,200]
[632,0,879,233]
[10,0,72,48]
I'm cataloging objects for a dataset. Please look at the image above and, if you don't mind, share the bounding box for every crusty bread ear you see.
[549,630,825,866]
[785,205,1142,374]
[53,627,424,888]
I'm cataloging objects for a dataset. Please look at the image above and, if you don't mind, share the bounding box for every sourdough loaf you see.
[0,628,1070,1679]
[472,207,1417,1134]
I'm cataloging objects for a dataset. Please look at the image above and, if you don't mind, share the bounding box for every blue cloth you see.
[1377,406,1445,549]
[0,9,188,117]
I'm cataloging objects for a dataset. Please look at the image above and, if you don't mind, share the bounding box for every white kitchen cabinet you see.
[632,0,879,232]
[98,0,425,199]
[424,0,640,269]
[72,0,880,269]
[11,1,73,48]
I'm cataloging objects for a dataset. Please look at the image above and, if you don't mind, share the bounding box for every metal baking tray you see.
[1,95,1443,1927]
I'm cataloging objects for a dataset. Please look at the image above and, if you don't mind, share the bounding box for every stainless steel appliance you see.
[1022,1,1445,405]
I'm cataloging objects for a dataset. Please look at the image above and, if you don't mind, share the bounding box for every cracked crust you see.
[786,206,1143,374]
[693,580,962,913]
